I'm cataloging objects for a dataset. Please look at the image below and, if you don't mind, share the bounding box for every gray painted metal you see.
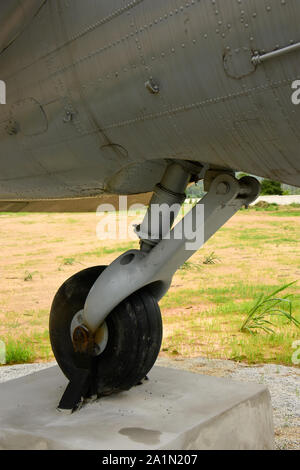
[252,42,300,66]
[0,0,300,203]
[0,0,45,54]
[137,162,193,251]
[82,173,260,333]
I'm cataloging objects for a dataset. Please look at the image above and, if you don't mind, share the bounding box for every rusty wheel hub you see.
[72,325,95,354]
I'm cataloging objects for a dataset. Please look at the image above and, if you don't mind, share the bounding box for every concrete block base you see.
[0,366,274,450]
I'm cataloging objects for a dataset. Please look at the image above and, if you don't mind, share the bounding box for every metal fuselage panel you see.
[0,0,300,201]
[0,1,46,53]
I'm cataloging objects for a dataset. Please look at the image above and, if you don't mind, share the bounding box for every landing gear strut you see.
[49,163,260,413]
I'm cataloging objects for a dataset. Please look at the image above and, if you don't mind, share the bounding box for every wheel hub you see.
[71,310,108,356]
[72,325,93,354]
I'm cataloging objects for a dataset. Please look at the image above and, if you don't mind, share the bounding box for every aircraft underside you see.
[0,0,300,204]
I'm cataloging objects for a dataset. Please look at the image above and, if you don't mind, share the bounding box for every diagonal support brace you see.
[79,174,260,334]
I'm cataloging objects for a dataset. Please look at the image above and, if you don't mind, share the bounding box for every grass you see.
[4,338,35,364]
[203,252,220,265]
[24,271,39,282]
[0,205,299,366]
[241,282,299,334]
[180,261,202,272]
[160,278,300,364]
[0,331,52,365]
[62,257,76,266]
[244,204,300,218]
[161,292,300,364]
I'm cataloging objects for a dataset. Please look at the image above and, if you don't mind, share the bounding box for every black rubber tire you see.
[49,266,163,396]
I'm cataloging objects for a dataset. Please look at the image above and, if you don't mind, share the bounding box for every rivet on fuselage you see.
[145,79,160,95]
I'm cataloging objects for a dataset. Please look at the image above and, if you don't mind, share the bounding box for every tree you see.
[260,179,283,196]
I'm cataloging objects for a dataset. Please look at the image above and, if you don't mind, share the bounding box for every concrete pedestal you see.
[0,365,274,450]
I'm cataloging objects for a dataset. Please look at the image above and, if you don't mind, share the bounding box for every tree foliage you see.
[260,179,283,196]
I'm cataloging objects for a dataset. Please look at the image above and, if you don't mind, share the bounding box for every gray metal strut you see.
[79,173,260,334]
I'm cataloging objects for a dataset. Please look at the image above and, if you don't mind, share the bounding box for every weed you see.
[241,282,300,335]
[203,252,220,265]
[4,338,35,364]
[24,271,38,282]
[62,257,76,266]
[180,261,202,272]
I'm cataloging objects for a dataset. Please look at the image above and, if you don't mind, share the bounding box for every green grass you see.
[161,282,300,365]
[1,331,52,365]
[4,338,35,364]
[234,228,298,246]
[228,331,300,364]
[24,271,36,282]
[269,211,300,217]
[241,282,299,334]
[239,204,300,217]
[62,257,76,266]
[162,282,299,309]
[179,261,202,272]
[203,252,220,265]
